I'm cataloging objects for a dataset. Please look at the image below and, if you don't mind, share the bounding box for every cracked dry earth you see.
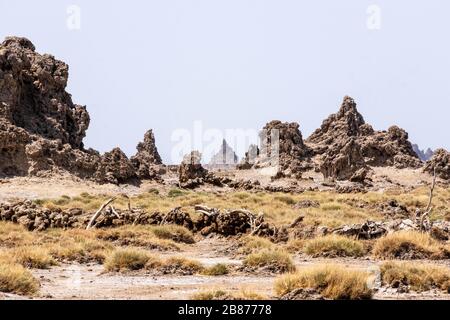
[24,238,450,300]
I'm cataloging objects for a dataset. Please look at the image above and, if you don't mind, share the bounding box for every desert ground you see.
[1,167,450,301]
[1,36,450,300]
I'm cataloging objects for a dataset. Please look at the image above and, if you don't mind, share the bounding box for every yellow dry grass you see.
[380,261,450,292]
[303,235,366,257]
[243,249,295,273]
[0,254,39,296]
[35,186,450,229]
[372,231,449,260]
[274,264,373,299]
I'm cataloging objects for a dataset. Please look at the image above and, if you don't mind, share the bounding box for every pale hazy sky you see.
[1,1,449,163]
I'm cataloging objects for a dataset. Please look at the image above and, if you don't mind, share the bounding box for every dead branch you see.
[420,168,436,231]
[195,205,220,217]
[289,215,304,228]
[86,197,117,229]
[118,193,132,212]
[132,211,145,226]
[110,206,121,219]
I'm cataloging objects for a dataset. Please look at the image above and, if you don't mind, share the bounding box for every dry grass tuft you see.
[239,236,274,254]
[201,263,229,276]
[11,246,58,269]
[94,226,181,250]
[303,235,366,258]
[373,231,449,260]
[380,261,450,292]
[191,289,266,300]
[274,264,373,299]
[243,249,295,273]
[104,248,154,271]
[0,262,39,295]
[160,257,204,274]
[150,225,195,244]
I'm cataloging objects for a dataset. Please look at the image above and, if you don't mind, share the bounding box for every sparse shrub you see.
[243,249,295,273]
[191,289,266,300]
[274,264,373,300]
[159,257,204,274]
[380,261,450,292]
[104,248,152,271]
[233,192,250,200]
[151,225,195,244]
[94,226,180,251]
[240,236,274,254]
[320,203,343,211]
[168,188,185,198]
[0,263,39,295]
[373,231,448,260]
[191,290,229,300]
[285,239,305,253]
[303,235,365,257]
[147,188,159,195]
[202,263,229,276]
[274,195,295,205]
[12,246,58,269]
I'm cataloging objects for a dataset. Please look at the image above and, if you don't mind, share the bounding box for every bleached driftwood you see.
[86,197,117,229]
[419,168,436,231]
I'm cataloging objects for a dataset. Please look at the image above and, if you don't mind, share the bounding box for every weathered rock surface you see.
[306,96,421,180]
[424,148,450,180]
[0,36,93,177]
[253,120,312,177]
[178,151,209,188]
[130,130,164,180]
[94,148,137,185]
[0,36,161,184]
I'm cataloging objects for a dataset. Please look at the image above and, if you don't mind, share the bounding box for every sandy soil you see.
[26,238,450,300]
[0,166,438,203]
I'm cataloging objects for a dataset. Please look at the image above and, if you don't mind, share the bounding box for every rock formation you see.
[252,120,312,177]
[412,144,434,162]
[0,36,157,184]
[424,149,450,180]
[130,129,165,179]
[237,144,259,169]
[178,151,208,188]
[94,148,137,184]
[0,36,94,177]
[208,139,238,168]
[306,96,421,180]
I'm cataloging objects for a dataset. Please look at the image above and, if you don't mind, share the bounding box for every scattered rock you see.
[280,288,324,300]
[332,221,388,239]
[424,148,450,180]
[293,200,320,209]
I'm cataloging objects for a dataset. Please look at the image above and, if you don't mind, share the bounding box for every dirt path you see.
[29,238,450,300]
[32,264,275,300]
